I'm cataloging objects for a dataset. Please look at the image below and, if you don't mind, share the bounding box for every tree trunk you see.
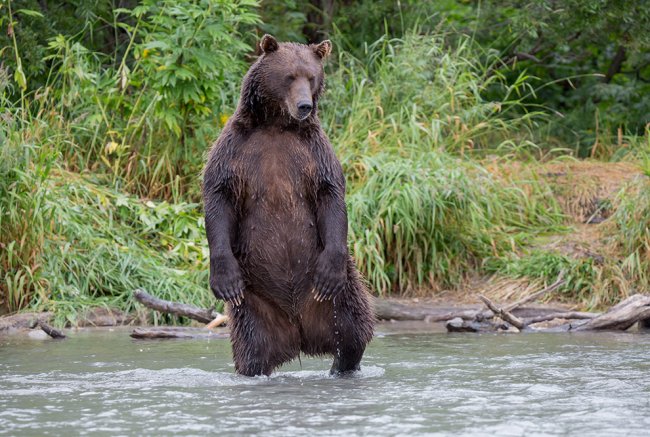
[604,45,626,83]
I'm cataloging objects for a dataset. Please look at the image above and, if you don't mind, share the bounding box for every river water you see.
[1,324,649,436]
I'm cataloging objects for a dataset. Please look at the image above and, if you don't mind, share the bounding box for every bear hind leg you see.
[228,293,300,376]
[329,262,374,375]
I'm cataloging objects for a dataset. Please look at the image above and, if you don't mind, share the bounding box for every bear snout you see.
[285,76,313,120]
[297,100,313,118]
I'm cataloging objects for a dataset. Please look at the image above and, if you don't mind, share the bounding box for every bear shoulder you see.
[203,125,243,195]
[304,128,345,192]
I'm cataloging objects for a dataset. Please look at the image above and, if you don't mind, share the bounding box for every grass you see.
[487,250,602,305]
[38,170,214,326]
[322,30,547,165]
[1,127,215,325]
[611,177,650,290]
[347,153,564,294]
[1,22,649,323]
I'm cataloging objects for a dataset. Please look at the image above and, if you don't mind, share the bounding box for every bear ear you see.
[313,40,332,59]
[260,34,279,54]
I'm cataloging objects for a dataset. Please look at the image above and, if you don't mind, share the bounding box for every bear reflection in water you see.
[202,35,374,376]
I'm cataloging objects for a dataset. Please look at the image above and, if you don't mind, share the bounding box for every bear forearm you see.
[316,195,348,254]
[204,194,237,258]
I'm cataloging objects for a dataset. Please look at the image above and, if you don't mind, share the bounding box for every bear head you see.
[240,34,332,123]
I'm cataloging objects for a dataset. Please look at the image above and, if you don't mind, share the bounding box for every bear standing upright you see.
[202,35,374,376]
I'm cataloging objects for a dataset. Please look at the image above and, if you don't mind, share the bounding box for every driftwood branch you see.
[526,311,598,325]
[449,291,650,333]
[373,299,566,322]
[37,320,66,339]
[131,327,229,340]
[373,299,474,321]
[478,295,525,330]
[205,314,229,329]
[571,294,650,331]
[134,289,223,324]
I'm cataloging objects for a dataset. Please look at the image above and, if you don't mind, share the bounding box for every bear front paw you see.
[210,255,245,305]
[313,248,347,302]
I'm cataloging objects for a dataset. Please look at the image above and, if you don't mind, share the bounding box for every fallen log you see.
[373,298,467,321]
[131,327,229,340]
[134,289,224,324]
[377,273,568,324]
[0,312,53,332]
[570,294,650,331]
[373,298,568,322]
[447,292,650,333]
[37,320,66,339]
[527,311,598,325]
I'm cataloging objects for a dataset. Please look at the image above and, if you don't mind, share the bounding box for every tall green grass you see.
[2,14,647,321]
[1,141,215,323]
[612,177,650,289]
[38,170,213,325]
[0,128,54,313]
[0,105,213,322]
[322,30,545,165]
[347,154,563,294]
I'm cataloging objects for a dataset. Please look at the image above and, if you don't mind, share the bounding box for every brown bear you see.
[202,35,374,376]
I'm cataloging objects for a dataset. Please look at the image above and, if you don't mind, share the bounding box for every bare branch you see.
[478,295,526,330]
[526,311,598,325]
[134,289,222,324]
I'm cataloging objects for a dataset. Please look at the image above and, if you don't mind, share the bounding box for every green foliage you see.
[0,124,54,313]
[612,177,650,288]
[488,250,601,304]
[258,0,307,42]
[130,0,260,137]
[347,154,563,293]
[38,171,214,326]
[2,0,260,200]
[317,31,566,293]
[2,1,649,322]
[258,0,650,156]
[322,30,547,163]
[452,0,650,154]
[0,110,214,322]
[0,0,117,92]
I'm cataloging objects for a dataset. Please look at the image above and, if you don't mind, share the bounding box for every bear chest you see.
[238,131,318,207]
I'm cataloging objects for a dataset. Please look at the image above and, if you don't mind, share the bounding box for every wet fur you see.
[203,38,374,376]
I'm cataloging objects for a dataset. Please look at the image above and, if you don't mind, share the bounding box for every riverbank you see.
[4,290,649,340]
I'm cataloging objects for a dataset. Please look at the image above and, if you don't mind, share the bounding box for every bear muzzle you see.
[286,77,314,121]
[297,100,313,119]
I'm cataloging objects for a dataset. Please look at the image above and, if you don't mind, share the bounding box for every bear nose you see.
[297,101,313,116]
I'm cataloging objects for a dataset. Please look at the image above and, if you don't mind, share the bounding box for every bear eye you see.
[308,76,316,86]
[286,75,295,83]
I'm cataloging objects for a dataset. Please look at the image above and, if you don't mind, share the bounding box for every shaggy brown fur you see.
[202,35,374,376]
